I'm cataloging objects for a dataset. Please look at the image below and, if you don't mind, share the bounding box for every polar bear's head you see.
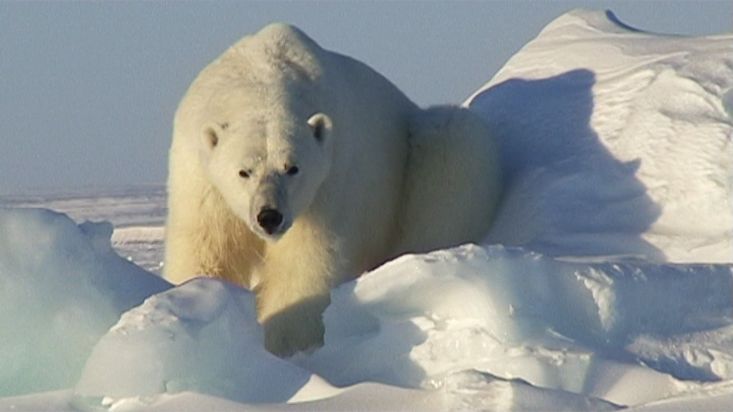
[190,23,338,241]
[199,91,334,241]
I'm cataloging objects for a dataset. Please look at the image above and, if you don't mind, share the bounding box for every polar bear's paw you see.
[262,297,328,357]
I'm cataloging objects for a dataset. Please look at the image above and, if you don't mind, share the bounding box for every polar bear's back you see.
[177,22,417,147]
[189,23,413,106]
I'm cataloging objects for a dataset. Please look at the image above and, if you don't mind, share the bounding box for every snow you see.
[74,278,314,406]
[300,246,732,406]
[1,8,733,412]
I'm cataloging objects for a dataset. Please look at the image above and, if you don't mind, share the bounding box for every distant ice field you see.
[0,185,166,274]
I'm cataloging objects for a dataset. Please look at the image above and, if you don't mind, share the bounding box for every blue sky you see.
[1,1,730,195]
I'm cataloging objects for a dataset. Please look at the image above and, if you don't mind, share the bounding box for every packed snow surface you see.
[1,8,733,412]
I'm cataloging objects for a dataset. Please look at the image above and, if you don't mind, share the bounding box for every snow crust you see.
[1,8,733,412]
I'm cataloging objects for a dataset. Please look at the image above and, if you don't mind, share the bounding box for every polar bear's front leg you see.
[255,221,339,357]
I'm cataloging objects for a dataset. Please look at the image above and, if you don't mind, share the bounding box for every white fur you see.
[164,23,501,356]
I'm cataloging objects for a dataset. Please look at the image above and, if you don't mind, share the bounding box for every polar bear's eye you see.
[238,169,251,179]
[285,165,299,176]
[204,127,219,148]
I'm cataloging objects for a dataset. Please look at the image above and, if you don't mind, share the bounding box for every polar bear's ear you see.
[307,113,332,143]
[201,123,226,151]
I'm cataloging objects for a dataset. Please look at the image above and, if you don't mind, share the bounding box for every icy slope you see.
[468,9,733,263]
[0,208,170,397]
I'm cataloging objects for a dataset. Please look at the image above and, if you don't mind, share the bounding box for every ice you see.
[0,208,170,397]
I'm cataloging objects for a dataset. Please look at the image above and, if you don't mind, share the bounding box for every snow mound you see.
[74,278,315,408]
[69,244,732,409]
[0,208,170,397]
[467,9,733,263]
[302,245,733,406]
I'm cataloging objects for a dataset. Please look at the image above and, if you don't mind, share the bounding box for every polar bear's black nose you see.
[257,208,283,234]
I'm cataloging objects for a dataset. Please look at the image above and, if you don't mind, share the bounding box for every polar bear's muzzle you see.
[257,208,284,235]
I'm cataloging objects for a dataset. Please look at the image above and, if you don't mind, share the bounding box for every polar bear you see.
[164,23,500,356]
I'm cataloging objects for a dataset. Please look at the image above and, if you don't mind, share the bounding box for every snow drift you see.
[469,10,733,263]
[1,8,733,412]
[2,210,731,410]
